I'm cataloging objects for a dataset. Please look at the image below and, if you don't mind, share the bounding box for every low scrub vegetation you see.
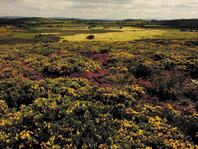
[0,37,198,148]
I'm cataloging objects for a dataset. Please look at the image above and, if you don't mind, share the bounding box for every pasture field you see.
[12,26,198,42]
[60,29,165,41]
[12,32,40,38]
[60,28,198,41]
[1,21,198,42]
[153,29,198,39]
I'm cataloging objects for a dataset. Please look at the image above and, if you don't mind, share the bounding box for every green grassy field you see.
[12,32,40,38]
[60,28,198,41]
[153,29,198,39]
[33,26,88,30]
[6,27,198,42]
[2,19,198,43]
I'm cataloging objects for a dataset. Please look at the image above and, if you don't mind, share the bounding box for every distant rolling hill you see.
[0,17,198,29]
[0,17,62,25]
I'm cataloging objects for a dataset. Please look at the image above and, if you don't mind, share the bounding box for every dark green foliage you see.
[86,35,95,40]
[0,79,37,108]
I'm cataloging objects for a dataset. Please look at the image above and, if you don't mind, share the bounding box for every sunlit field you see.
[60,29,165,41]
[1,24,198,42]
[61,28,198,41]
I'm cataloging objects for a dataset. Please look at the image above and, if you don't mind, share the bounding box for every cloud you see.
[0,0,198,19]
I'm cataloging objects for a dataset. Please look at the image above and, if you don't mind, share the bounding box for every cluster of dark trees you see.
[158,19,198,29]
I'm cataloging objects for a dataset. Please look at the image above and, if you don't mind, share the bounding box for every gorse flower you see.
[0,39,198,148]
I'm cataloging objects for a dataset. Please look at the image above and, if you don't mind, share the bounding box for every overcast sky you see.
[0,0,198,19]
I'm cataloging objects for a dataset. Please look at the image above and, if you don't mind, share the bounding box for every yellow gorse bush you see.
[0,39,198,148]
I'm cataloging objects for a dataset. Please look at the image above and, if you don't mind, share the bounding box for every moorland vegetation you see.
[0,17,198,148]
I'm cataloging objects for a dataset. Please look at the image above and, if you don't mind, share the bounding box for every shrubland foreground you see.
[0,39,198,148]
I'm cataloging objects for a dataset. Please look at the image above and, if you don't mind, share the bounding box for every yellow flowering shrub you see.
[0,39,198,148]
[42,53,101,76]
[0,100,9,117]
